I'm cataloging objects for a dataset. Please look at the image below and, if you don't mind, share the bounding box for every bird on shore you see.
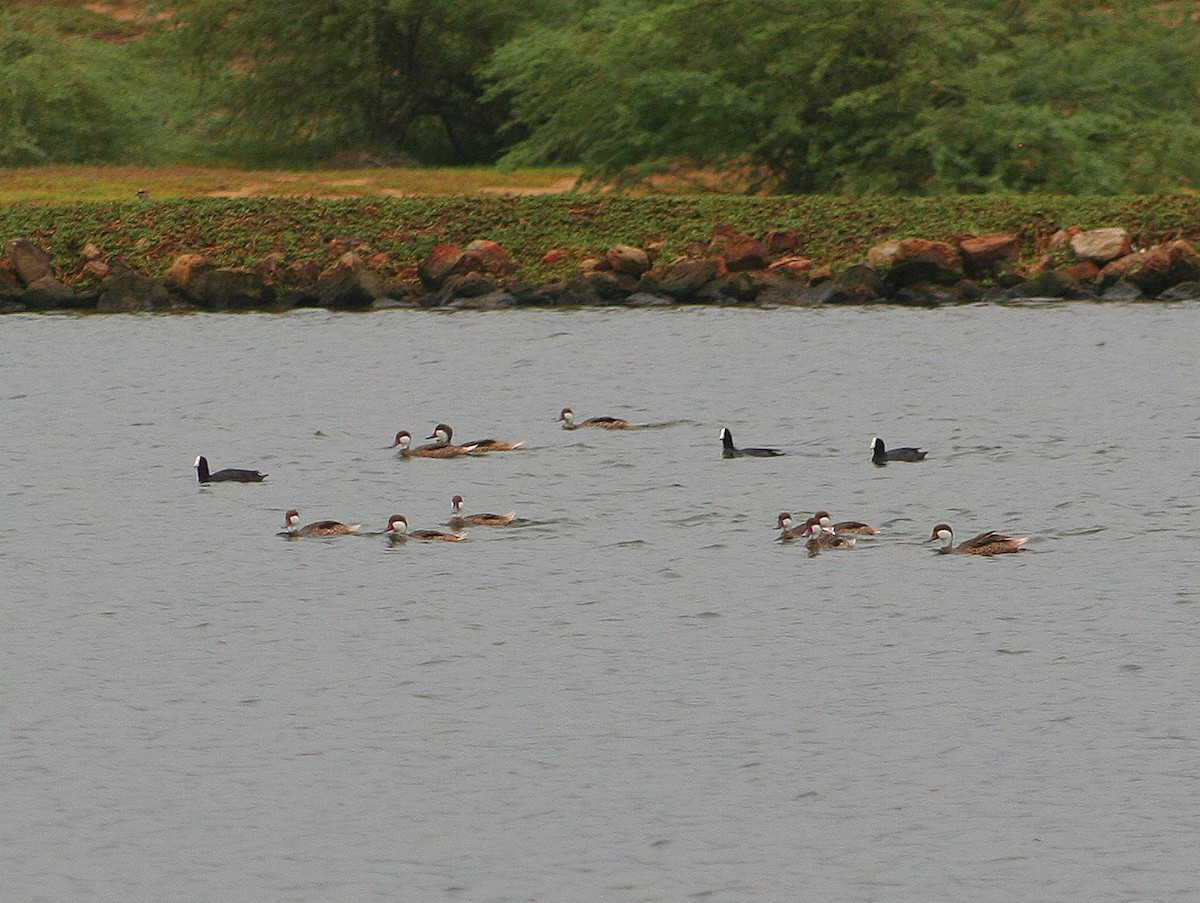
[720,427,784,458]
[928,523,1027,555]
[558,408,630,429]
[194,455,266,483]
[386,514,466,542]
[391,430,478,458]
[428,424,523,452]
[448,495,516,527]
[813,510,878,535]
[280,510,361,537]
[871,436,926,465]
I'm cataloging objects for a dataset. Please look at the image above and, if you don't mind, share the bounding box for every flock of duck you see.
[194,409,1029,556]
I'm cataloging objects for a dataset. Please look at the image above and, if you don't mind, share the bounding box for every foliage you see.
[169,0,575,165]
[4,194,1200,286]
[486,0,1200,194]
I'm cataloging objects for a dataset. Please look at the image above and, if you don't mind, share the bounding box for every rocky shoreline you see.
[4,224,1199,313]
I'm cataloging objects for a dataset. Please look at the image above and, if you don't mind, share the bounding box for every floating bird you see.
[813,510,879,535]
[194,455,266,483]
[558,408,630,429]
[281,509,361,537]
[720,427,783,458]
[776,512,805,542]
[449,495,516,527]
[871,436,926,465]
[391,430,477,458]
[928,523,1027,555]
[428,424,523,452]
[386,514,465,542]
[804,517,856,553]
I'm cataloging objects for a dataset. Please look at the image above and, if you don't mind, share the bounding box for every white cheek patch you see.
[194,456,202,466]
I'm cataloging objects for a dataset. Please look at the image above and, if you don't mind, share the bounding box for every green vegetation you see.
[2,2,1199,193]
[5,195,1199,285]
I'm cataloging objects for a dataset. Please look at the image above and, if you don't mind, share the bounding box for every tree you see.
[0,13,155,165]
[172,0,572,164]
[486,0,1200,193]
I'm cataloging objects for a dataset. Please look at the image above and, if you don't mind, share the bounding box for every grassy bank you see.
[3,193,1200,286]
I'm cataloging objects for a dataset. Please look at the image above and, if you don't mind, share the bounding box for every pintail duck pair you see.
[449,495,515,527]
[721,427,784,458]
[281,509,361,537]
[928,524,1027,555]
[558,408,630,429]
[391,430,478,458]
[871,436,927,465]
[194,455,266,483]
[428,424,523,452]
[386,514,465,542]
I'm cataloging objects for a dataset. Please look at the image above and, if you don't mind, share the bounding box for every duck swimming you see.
[428,424,523,452]
[804,517,856,552]
[386,514,466,542]
[281,509,361,537]
[776,512,805,542]
[928,523,1028,555]
[391,430,478,458]
[720,427,784,458]
[812,510,879,536]
[871,436,927,465]
[558,408,630,429]
[194,455,266,483]
[449,495,516,527]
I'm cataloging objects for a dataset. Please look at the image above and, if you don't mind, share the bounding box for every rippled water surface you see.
[3,304,1199,902]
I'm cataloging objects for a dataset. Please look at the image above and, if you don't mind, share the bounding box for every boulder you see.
[164,253,216,293]
[295,252,385,309]
[1099,280,1144,302]
[1158,281,1200,301]
[762,230,799,254]
[694,272,759,305]
[867,237,963,287]
[1098,240,1200,296]
[435,272,497,307]
[639,258,722,301]
[97,272,178,313]
[417,243,465,289]
[832,264,886,298]
[708,225,768,271]
[604,245,651,277]
[1070,228,1131,264]
[21,275,78,311]
[958,232,1019,277]
[5,239,56,285]
[767,256,814,276]
[463,239,515,276]
[191,267,276,310]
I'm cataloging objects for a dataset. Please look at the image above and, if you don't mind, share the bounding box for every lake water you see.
[2,303,1198,902]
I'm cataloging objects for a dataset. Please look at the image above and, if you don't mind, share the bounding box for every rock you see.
[21,275,78,310]
[436,272,497,306]
[463,239,516,277]
[604,245,651,277]
[79,259,111,281]
[958,233,1019,277]
[1070,228,1131,264]
[639,258,722,301]
[295,253,385,309]
[447,290,515,311]
[694,272,759,305]
[1061,261,1101,283]
[767,256,814,276]
[807,265,834,285]
[164,253,216,293]
[762,230,799,253]
[286,260,323,287]
[97,272,178,313]
[81,243,104,261]
[867,237,963,287]
[889,283,958,306]
[191,267,276,310]
[1158,281,1200,301]
[1007,270,1093,300]
[1099,280,1144,302]
[624,291,673,307]
[708,225,768,271]
[0,263,22,301]
[832,264,886,298]
[254,252,287,281]
[328,236,369,256]
[541,249,569,265]
[1098,240,1200,296]
[5,239,56,285]
[417,243,465,289]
